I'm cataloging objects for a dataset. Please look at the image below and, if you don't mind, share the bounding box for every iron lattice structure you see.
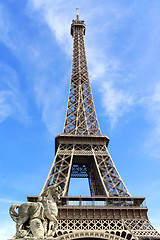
[34,10,160,240]
[41,136,130,197]
[41,12,130,199]
[63,15,101,136]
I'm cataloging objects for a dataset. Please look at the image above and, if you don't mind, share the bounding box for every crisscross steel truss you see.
[63,18,101,135]
[41,140,130,197]
[57,219,160,240]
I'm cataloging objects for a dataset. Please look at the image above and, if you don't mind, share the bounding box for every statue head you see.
[41,185,61,202]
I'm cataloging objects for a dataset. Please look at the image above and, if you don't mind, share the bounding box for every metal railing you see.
[60,197,147,208]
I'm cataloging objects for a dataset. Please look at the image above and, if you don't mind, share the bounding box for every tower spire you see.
[76,8,79,20]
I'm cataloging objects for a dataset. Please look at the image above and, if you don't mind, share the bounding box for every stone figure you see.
[9,186,61,238]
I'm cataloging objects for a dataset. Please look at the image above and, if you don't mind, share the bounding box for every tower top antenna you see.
[76,8,79,20]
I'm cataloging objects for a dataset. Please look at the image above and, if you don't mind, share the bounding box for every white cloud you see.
[27,0,135,127]
[0,221,15,240]
[99,80,133,126]
[0,3,27,59]
[148,84,160,135]
[142,81,160,157]
[87,47,107,81]
[0,198,23,204]
[34,76,65,135]
[0,2,65,134]
[0,63,28,123]
[0,4,30,124]
[28,0,72,54]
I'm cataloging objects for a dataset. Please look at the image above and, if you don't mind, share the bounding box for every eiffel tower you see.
[28,9,160,240]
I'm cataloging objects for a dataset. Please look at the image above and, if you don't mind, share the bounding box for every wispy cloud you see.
[27,0,136,126]
[0,63,28,123]
[0,2,66,134]
[142,81,160,157]
[0,221,15,240]
[34,76,65,135]
[146,82,160,132]
[0,4,30,124]
[0,198,23,204]
[99,80,133,126]
[28,0,72,55]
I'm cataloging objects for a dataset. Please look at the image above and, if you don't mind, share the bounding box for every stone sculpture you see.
[9,186,61,238]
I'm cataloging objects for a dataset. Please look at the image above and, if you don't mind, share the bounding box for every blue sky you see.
[0,0,160,239]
